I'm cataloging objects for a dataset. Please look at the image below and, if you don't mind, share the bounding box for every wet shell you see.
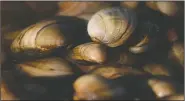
[15,57,75,77]
[11,20,71,57]
[1,81,18,100]
[87,7,137,47]
[156,2,179,16]
[168,42,184,67]
[143,64,172,77]
[68,42,107,64]
[57,2,111,20]
[91,65,147,79]
[148,77,183,98]
[73,74,129,100]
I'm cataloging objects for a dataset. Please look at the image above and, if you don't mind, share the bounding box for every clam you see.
[68,42,107,64]
[148,77,183,98]
[15,57,78,77]
[57,2,111,20]
[87,7,137,47]
[168,42,184,67]
[73,74,132,100]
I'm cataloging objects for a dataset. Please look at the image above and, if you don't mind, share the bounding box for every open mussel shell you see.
[67,42,107,65]
[87,7,137,47]
[57,2,111,21]
[10,17,88,59]
[90,64,147,79]
[147,76,184,99]
[168,42,184,67]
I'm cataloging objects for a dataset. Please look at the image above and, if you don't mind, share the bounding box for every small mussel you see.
[143,63,173,77]
[90,64,147,79]
[67,42,107,64]
[168,42,184,67]
[15,57,78,77]
[73,74,132,100]
[57,2,111,20]
[87,7,137,47]
[147,77,183,98]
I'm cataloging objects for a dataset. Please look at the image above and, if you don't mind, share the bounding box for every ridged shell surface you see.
[87,7,137,47]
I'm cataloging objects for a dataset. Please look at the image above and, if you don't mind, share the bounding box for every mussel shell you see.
[15,57,78,77]
[73,74,132,100]
[168,42,184,67]
[11,17,88,59]
[57,2,111,20]
[143,64,174,77]
[90,64,147,79]
[147,76,183,98]
[68,42,107,64]
[1,80,19,100]
[156,2,179,17]
[87,7,137,47]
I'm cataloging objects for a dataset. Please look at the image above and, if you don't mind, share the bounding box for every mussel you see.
[1,80,18,100]
[73,74,132,100]
[67,42,107,64]
[147,77,183,98]
[90,64,147,79]
[10,17,87,58]
[57,2,111,20]
[87,7,137,47]
[15,57,79,77]
[168,42,184,67]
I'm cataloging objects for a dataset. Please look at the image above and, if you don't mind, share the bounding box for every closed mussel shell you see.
[15,57,80,77]
[143,63,174,77]
[87,7,137,47]
[90,64,147,79]
[168,42,184,67]
[68,42,107,64]
[10,17,87,59]
[57,2,111,20]
[147,76,183,98]
[73,74,133,100]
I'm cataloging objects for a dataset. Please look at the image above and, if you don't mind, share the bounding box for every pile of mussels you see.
[1,1,184,100]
